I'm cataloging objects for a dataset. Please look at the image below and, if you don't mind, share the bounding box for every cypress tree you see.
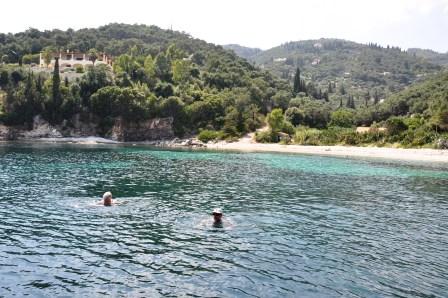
[374,90,379,104]
[339,84,346,95]
[364,92,370,107]
[52,57,61,123]
[300,79,306,94]
[293,67,301,94]
[346,95,356,109]
[24,73,36,127]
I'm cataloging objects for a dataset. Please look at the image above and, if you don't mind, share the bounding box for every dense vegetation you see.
[0,23,289,137]
[256,71,448,148]
[228,39,443,107]
[222,44,262,61]
[0,25,447,148]
[408,48,448,66]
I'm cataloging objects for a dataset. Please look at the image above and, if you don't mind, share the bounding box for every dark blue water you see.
[1,143,448,297]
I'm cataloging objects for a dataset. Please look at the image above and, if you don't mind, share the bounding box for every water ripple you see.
[1,143,448,297]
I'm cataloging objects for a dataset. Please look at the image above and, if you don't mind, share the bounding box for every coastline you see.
[2,135,448,163]
[205,141,448,163]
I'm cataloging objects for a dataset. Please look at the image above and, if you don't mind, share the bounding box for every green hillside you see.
[0,23,289,137]
[254,71,448,148]
[234,39,442,103]
[383,71,448,121]
[407,48,448,66]
[222,44,262,60]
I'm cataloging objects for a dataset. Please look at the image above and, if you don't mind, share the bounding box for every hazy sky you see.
[2,0,448,52]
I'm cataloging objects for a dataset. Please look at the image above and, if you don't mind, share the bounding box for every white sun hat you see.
[212,208,223,215]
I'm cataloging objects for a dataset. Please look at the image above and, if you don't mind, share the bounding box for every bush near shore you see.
[254,107,448,149]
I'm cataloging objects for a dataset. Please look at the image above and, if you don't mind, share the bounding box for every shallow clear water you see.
[1,143,448,297]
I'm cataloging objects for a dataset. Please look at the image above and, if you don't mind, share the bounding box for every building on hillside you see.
[273,57,287,63]
[39,50,113,69]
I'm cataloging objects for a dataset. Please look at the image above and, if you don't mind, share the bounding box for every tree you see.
[23,73,39,127]
[79,64,114,107]
[374,90,380,104]
[166,44,185,61]
[385,117,408,135]
[42,48,53,68]
[364,92,370,107]
[88,48,99,66]
[285,107,305,126]
[328,82,333,93]
[143,55,155,79]
[293,67,301,95]
[172,60,191,84]
[0,70,8,89]
[430,109,448,132]
[346,95,356,109]
[11,70,23,86]
[329,109,355,127]
[272,90,291,110]
[339,84,346,95]
[154,53,171,81]
[51,57,62,123]
[91,86,151,121]
[267,108,284,132]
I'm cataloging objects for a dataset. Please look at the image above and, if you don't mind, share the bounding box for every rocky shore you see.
[2,117,447,163]
[0,115,175,142]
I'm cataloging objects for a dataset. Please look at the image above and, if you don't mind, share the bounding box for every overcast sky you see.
[2,0,448,52]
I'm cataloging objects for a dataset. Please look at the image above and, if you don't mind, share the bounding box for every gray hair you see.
[103,192,112,200]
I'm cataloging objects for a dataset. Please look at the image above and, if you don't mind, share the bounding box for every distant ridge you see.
[227,38,444,99]
[223,44,262,60]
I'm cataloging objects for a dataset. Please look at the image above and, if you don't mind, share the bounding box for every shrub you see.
[282,121,295,135]
[75,66,84,73]
[385,117,408,136]
[285,107,305,126]
[329,109,355,128]
[267,108,284,132]
[197,129,223,143]
[293,128,322,145]
[255,129,277,143]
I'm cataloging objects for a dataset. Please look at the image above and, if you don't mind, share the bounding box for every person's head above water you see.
[103,192,112,206]
[212,208,223,223]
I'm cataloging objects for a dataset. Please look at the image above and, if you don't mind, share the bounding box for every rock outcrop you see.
[110,117,174,142]
[0,115,175,142]
[0,124,15,140]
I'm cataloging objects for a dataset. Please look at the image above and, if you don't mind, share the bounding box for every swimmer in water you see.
[101,191,115,206]
[197,208,233,229]
[212,208,224,227]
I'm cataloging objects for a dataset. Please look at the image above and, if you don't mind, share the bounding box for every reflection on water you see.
[0,143,448,297]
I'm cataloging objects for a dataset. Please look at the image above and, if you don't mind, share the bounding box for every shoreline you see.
[2,136,448,163]
[205,142,448,163]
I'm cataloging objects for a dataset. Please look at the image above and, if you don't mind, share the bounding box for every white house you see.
[39,50,113,69]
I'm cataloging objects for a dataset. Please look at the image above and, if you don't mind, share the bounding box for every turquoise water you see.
[1,143,448,297]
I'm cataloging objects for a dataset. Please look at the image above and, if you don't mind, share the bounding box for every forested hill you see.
[407,48,448,66]
[227,39,443,100]
[222,44,262,60]
[0,23,290,137]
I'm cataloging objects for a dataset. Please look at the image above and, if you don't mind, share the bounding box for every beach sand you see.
[205,134,448,163]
